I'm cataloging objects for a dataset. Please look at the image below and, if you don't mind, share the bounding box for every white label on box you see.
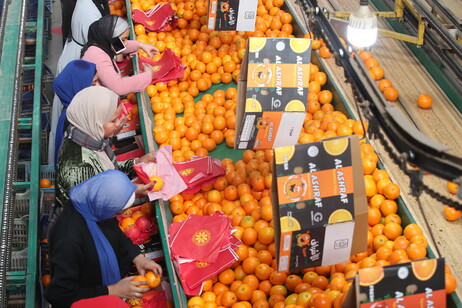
[208,17,216,29]
[238,141,248,149]
[283,234,291,251]
[321,221,354,266]
[241,114,256,142]
[236,0,258,31]
[279,255,289,271]
[273,112,305,148]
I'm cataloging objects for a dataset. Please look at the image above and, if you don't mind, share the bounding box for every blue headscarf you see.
[53,60,96,163]
[69,170,137,286]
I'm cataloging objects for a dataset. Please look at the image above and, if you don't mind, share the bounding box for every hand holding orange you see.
[149,176,164,191]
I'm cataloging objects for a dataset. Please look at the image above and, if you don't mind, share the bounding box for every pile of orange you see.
[166,143,457,307]
[109,0,127,17]
[120,0,458,306]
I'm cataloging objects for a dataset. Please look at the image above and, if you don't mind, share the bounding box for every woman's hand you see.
[133,254,163,277]
[134,151,156,165]
[139,42,159,58]
[134,183,154,196]
[107,276,149,299]
[141,63,154,78]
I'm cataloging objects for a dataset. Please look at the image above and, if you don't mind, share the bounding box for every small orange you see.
[383,87,399,102]
[41,274,51,287]
[319,46,332,58]
[378,79,392,92]
[443,205,461,221]
[447,181,459,194]
[403,223,423,240]
[145,271,161,288]
[445,273,457,294]
[383,183,400,200]
[132,275,149,288]
[40,178,52,188]
[406,243,427,260]
[417,94,432,109]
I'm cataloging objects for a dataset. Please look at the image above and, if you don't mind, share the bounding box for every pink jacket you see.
[81,40,151,96]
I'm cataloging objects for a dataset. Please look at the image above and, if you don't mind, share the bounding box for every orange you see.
[311,276,328,290]
[380,199,398,216]
[242,228,258,246]
[417,94,432,109]
[319,46,332,58]
[242,257,260,274]
[318,90,333,105]
[365,58,378,69]
[41,274,51,287]
[447,181,459,194]
[403,223,423,240]
[410,234,428,248]
[445,274,457,294]
[255,263,272,280]
[368,207,381,226]
[370,66,384,81]
[312,71,327,85]
[383,183,400,200]
[443,205,461,221]
[383,87,399,102]
[120,217,135,230]
[258,227,274,245]
[145,271,161,288]
[132,275,149,288]
[383,222,402,240]
[378,79,392,92]
[218,268,236,285]
[359,51,373,62]
[235,284,253,301]
[40,178,52,188]
[221,291,237,307]
[255,249,272,265]
[406,243,427,260]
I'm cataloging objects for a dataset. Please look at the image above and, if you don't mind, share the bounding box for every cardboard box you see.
[235,38,312,150]
[343,259,446,307]
[207,0,258,31]
[272,135,368,272]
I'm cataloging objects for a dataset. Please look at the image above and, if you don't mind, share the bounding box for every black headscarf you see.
[80,14,125,72]
[92,0,110,17]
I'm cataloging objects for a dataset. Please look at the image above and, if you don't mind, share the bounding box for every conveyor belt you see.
[287,0,462,301]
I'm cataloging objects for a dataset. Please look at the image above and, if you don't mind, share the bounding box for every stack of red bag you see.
[138,49,186,84]
[172,156,225,194]
[131,3,178,32]
[169,212,240,295]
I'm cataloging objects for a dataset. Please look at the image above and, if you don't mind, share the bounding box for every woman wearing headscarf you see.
[49,60,99,165]
[55,86,155,211]
[48,0,109,165]
[81,14,159,96]
[46,170,162,307]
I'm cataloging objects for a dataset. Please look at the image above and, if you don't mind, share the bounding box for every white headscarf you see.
[67,86,119,169]
[113,17,129,38]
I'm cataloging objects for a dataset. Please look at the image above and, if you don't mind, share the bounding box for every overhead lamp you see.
[347,0,378,47]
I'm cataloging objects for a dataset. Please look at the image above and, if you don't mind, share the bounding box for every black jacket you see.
[45,203,140,307]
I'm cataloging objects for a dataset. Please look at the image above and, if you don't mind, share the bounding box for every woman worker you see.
[81,14,159,96]
[45,170,162,307]
[49,0,110,165]
[54,86,155,213]
[52,60,100,164]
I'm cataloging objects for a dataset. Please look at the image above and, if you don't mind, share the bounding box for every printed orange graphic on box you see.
[207,0,257,31]
[347,259,447,308]
[235,38,312,150]
[272,136,368,272]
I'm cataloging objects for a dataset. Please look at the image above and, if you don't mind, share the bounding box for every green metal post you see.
[26,0,46,303]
